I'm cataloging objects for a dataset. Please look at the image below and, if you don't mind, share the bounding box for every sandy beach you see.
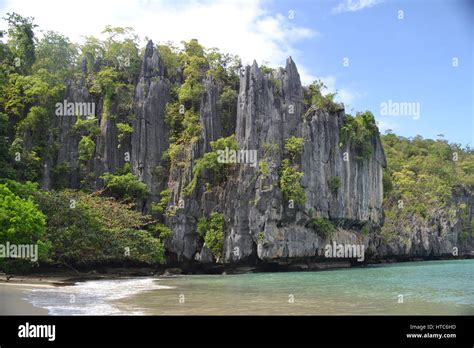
[0,273,76,315]
[0,271,156,315]
[0,283,49,315]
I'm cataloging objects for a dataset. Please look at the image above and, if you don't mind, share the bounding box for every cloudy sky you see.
[0,0,472,145]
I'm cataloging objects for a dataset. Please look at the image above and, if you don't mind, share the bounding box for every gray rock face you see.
[164,76,222,261]
[218,58,386,263]
[131,40,170,200]
[454,186,474,253]
[300,110,386,224]
[223,58,305,263]
[56,64,92,188]
[371,186,474,259]
[53,41,170,197]
[93,98,122,183]
[199,76,222,152]
[49,46,472,267]
[54,57,135,190]
[162,57,389,264]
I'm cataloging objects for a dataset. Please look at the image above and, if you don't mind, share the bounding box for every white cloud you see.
[332,0,382,14]
[318,75,337,92]
[313,75,361,108]
[1,0,364,104]
[0,0,316,78]
[376,119,398,133]
[336,88,359,105]
[298,66,318,86]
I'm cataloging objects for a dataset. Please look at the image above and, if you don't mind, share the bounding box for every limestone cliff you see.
[131,40,170,201]
[160,57,388,265]
[49,42,473,268]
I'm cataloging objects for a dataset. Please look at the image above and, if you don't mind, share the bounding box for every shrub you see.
[382,171,393,197]
[361,226,369,236]
[0,183,49,273]
[205,228,224,259]
[184,135,238,196]
[151,188,171,215]
[258,160,269,177]
[32,189,164,265]
[218,86,238,135]
[78,135,95,162]
[279,159,305,205]
[309,217,336,239]
[73,116,100,137]
[257,231,265,244]
[165,102,185,144]
[113,228,166,264]
[101,172,148,200]
[149,223,172,240]
[304,80,338,111]
[197,212,225,259]
[157,43,180,80]
[260,65,274,74]
[116,122,133,143]
[284,136,304,161]
[329,176,341,195]
[339,111,377,160]
[279,136,306,205]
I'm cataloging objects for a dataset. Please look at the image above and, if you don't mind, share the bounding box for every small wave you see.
[25,278,173,315]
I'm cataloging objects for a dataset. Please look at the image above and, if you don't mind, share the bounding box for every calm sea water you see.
[26,260,474,315]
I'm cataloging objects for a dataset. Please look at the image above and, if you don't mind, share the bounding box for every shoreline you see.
[1,255,473,283]
[1,259,472,316]
[0,284,49,315]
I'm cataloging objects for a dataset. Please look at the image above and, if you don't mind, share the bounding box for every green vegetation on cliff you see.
[303,80,338,112]
[279,136,305,205]
[0,12,472,273]
[197,212,225,259]
[380,133,474,243]
[339,111,378,160]
[184,134,238,196]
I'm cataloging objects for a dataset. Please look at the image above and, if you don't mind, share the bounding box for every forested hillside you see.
[378,134,474,257]
[0,13,472,273]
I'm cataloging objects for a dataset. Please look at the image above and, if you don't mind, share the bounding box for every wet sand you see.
[0,273,75,315]
[0,283,49,315]
[0,272,157,315]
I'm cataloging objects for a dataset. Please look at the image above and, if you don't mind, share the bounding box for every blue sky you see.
[1,0,472,145]
[274,0,473,146]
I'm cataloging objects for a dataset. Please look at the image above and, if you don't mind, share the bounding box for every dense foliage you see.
[163,39,240,165]
[303,80,339,112]
[380,133,474,243]
[197,212,225,259]
[0,182,49,272]
[339,111,378,159]
[0,180,165,270]
[101,171,149,200]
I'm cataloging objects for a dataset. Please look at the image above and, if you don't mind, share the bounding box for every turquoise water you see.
[27,260,474,315]
[119,259,474,315]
